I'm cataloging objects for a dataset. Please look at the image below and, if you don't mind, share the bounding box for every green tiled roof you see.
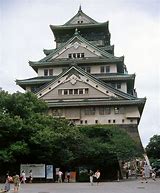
[29,57,124,69]
[46,98,146,107]
[16,76,55,87]
[43,48,57,55]
[16,76,56,84]
[93,73,135,81]
[50,21,109,31]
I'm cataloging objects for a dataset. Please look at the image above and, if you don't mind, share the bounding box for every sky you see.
[0,0,160,147]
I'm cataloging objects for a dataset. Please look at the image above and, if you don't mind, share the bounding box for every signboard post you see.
[46,165,53,180]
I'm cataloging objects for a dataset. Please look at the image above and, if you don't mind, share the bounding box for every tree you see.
[79,125,142,165]
[146,135,160,159]
[0,91,47,166]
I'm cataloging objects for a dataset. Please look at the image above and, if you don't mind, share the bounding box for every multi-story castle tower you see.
[16,7,146,145]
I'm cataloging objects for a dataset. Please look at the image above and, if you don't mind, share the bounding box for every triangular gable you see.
[39,33,117,63]
[64,7,98,26]
[36,65,136,100]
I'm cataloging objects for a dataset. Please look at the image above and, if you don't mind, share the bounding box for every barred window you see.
[85,107,95,115]
[49,69,53,76]
[58,88,89,95]
[44,69,48,76]
[100,65,110,73]
[99,107,111,115]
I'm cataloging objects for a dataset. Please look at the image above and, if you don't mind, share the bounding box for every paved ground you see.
[0,179,160,193]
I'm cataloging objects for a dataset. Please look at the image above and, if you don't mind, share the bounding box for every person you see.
[89,170,94,185]
[125,167,129,179]
[141,168,148,183]
[94,170,101,185]
[2,173,12,192]
[12,173,20,192]
[66,171,70,183]
[151,170,156,181]
[58,170,63,183]
[21,170,26,184]
[29,170,33,183]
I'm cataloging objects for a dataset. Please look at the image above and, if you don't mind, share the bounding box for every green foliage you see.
[0,91,47,164]
[79,125,141,166]
[146,135,160,159]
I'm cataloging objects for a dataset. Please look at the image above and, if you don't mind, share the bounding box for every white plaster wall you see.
[120,82,127,93]
[125,106,140,118]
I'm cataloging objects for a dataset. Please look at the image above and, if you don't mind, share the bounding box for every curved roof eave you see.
[50,21,109,32]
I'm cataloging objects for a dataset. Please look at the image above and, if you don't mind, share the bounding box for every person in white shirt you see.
[58,170,63,183]
[94,170,100,185]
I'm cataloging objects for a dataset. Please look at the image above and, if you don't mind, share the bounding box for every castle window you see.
[44,68,53,76]
[64,89,68,95]
[77,53,80,58]
[80,120,83,124]
[74,89,78,95]
[81,21,83,23]
[81,53,84,58]
[79,89,83,94]
[73,53,76,58]
[44,69,48,76]
[113,119,116,123]
[108,119,111,123]
[69,89,73,95]
[100,65,110,73]
[49,69,53,76]
[122,119,125,123]
[85,88,89,94]
[100,66,105,73]
[58,88,89,95]
[95,120,98,124]
[106,66,110,72]
[85,107,95,115]
[85,120,88,124]
[68,53,85,59]
[117,83,121,89]
[99,107,111,115]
